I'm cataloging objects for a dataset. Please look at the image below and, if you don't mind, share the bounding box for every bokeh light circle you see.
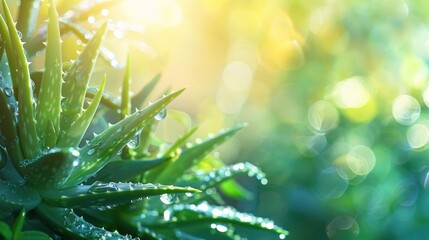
[407,123,429,149]
[308,101,339,133]
[392,95,420,125]
[346,145,376,176]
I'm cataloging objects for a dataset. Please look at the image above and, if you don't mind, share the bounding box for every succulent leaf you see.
[142,202,288,238]
[57,76,106,148]
[16,0,42,41]
[0,180,41,212]
[0,89,23,168]
[36,0,62,149]
[89,157,170,182]
[155,124,246,184]
[65,88,185,186]
[35,204,137,240]
[0,13,17,88]
[22,148,80,189]
[1,0,40,159]
[40,182,200,208]
[61,22,107,131]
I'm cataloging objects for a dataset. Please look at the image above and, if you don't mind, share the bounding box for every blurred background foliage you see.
[10,0,429,239]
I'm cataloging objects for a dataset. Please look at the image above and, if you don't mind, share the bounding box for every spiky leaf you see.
[2,0,40,159]
[57,76,106,148]
[155,124,245,184]
[36,0,62,149]
[61,23,107,131]
[35,204,137,240]
[65,88,185,186]
[142,202,288,238]
[40,182,200,208]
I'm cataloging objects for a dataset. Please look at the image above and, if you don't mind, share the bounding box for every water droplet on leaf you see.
[155,108,167,121]
[160,193,177,204]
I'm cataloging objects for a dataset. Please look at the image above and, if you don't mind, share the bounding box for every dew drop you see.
[87,148,95,155]
[160,193,177,204]
[88,182,118,193]
[127,134,140,149]
[4,87,13,97]
[279,233,286,239]
[155,108,167,121]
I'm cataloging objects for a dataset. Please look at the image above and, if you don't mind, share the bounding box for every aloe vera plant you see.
[0,0,288,239]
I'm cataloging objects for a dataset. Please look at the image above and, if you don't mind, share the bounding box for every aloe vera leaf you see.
[60,23,107,131]
[0,88,23,168]
[178,162,265,192]
[34,204,137,240]
[131,73,161,110]
[0,221,12,240]
[22,148,80,189]
[2,0,40,159]
[36,0,62,149]
[65,88,185,186]
[144,127,198,182]
[141,202,289,237]
[155,124,246,184]
[40,182,200,208]
[16,231,51,240]
[11,208,25,240]
[88,157,170,182]
[57,76,106,148]
[0,180,41,212]
[0,13,17,88]
[16,0,42,41]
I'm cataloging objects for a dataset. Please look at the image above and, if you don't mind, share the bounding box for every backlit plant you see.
[0,0,288,239]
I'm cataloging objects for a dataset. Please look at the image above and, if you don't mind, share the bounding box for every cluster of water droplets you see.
[162,201,287,238]
[62,208,138,239]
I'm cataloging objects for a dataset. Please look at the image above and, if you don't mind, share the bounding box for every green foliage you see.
[0,1,287,239]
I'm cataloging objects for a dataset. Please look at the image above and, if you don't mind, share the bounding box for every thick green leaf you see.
[65,88,185,186]
[0,10,17,88]
[163,127,198,157]
[178,162,265,194]
[219,180,253,200]
[36,0,62,149]
[0,181,41,212]
[0,88,23,170]
[155,124,246,184]
[57,76,106,148]
[89,157,170,182]
[35,204,137,240]
[22,148,80,189]
[40,182,200,208]
[2,0,40,159]
[11,208,25,240]
[141,202,288,238]
[17,231,51,240]
[131,73,161,110]
[0,221,12,240]
[60,23,107,131]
